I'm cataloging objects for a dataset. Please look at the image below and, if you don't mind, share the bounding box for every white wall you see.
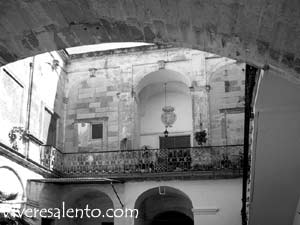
[249,70,300,225]
[39,178,242,225]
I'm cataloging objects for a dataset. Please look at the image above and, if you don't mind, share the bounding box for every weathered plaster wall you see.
[0,52,67,176]
[0,52,67,153]
[0,58,31,154]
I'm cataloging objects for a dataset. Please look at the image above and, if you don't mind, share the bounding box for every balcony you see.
[40,145,243,180]
[40,145,64,173]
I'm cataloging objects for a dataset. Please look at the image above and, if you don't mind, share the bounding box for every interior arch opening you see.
[134,186,194,225]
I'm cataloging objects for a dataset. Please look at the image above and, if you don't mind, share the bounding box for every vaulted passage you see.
[1,1,300,225]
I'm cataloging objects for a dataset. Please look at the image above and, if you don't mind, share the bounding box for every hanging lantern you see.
[161,83,177,131]
[161,106,177,128]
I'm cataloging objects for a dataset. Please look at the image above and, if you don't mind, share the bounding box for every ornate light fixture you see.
[161,83,177,137]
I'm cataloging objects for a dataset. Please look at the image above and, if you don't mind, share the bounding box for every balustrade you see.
[57,145,243,176]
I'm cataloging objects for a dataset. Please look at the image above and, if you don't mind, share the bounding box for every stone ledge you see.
[60,170,242,181]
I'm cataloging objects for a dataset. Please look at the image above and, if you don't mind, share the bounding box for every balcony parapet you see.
[3,142,243,179]
[60,145,243,179]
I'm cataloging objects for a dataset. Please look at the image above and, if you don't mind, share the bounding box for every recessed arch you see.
[136,69,193,148]
[207,60,239,83]
[135,69,192,97]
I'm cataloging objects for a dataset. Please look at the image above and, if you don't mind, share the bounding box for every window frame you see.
[75,117,108,150]
[91,123,104,140]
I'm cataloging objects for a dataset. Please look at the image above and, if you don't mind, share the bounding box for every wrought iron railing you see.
[5,133,242,178]
[61,145,243,176]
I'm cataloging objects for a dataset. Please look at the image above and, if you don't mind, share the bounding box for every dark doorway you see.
[159,135,192,171]
[41,218,54,225]
[159,135,191,149]
[151,211,193,225]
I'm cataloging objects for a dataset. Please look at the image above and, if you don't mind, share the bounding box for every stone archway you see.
[1,1,300,81]
[134,186,194,225]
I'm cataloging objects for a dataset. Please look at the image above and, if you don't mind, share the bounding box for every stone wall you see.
[64,47,245,152]
[0,0,300,84]
[65,76,120,152]
[208,61,245,146]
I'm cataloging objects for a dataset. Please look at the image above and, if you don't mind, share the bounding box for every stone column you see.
[190,85,210,146]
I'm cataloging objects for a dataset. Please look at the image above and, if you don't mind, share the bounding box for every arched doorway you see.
[151,211,193,225]
[134,186,194,225]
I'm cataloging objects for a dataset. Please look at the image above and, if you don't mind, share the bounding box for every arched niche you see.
[136,69,193,148]
[135,69,192,96]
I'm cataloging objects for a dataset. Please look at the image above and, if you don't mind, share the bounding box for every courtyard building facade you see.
[0,45,245,225]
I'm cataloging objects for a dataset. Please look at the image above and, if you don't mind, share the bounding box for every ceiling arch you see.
[135,69,191,96]
[0,0,300,81]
